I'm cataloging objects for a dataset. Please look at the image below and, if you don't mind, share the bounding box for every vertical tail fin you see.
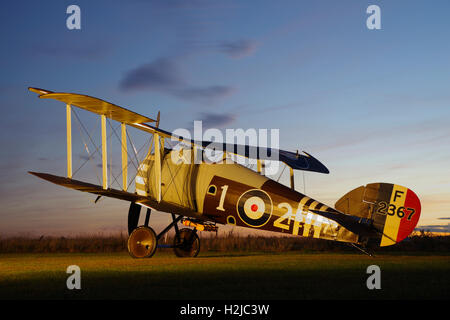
[335,183,421,247]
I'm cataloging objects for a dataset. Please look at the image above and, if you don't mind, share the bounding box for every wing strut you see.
[257,159,263,175]
[101,114,108,190]
[66,104,72,179]
[290,167,295,190]
[154,132,163,202]
[121,123,128,192]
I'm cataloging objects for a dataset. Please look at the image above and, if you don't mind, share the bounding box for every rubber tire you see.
[127,226,157,258]
[173,228,200,258]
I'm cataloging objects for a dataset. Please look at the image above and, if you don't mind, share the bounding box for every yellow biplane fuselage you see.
[135,148,358,244]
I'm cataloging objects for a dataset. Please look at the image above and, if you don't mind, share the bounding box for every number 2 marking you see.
[216,185,228,211]
[377,201,387,215]
[273,202,292,230]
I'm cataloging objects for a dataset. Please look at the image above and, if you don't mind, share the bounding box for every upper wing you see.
[29,87,156,124]
[29,87,329,174]
[201,142,329,174]
[132,123,330,174]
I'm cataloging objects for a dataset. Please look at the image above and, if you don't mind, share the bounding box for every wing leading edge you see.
[29,87,156,124]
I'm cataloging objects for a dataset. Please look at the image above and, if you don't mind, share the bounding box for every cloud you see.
[179,112,237,138]
[79,154,95,161]
[219,39,260,59]
[119,58,183,92]
[174,86,237,103]
[197,112,237,129]
[416,223,450,233]
[119,57,236,104]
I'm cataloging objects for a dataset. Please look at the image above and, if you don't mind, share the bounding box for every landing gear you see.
[174,228,200,257]
[126,202,205,259]
[127,226,157,258]
[127,202,142,236]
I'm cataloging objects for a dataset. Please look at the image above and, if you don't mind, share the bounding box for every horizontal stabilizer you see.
[310,209,373,237]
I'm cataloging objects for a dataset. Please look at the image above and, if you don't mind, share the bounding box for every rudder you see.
[335,183,421,247]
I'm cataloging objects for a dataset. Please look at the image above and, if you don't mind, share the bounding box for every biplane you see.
[28,87,421,258]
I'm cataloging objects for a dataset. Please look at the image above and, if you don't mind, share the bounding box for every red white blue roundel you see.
[236,189,273,227]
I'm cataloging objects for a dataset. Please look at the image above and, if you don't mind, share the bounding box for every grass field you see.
[0,251,448,300]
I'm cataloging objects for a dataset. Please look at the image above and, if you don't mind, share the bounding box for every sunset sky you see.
[0,0,449,236]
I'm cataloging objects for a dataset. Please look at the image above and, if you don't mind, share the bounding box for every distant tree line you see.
[0,230,448,254]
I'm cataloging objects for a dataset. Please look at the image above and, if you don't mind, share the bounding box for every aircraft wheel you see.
[174,228,200,258]
[127,226,157,258]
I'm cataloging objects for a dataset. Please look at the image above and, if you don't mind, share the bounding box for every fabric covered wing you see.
[29,87,155,124]
[28,171,145,202]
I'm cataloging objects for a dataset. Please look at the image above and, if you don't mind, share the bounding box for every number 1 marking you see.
[216,185,229,211]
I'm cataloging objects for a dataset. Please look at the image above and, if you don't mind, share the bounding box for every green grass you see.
[0,252,448,300]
